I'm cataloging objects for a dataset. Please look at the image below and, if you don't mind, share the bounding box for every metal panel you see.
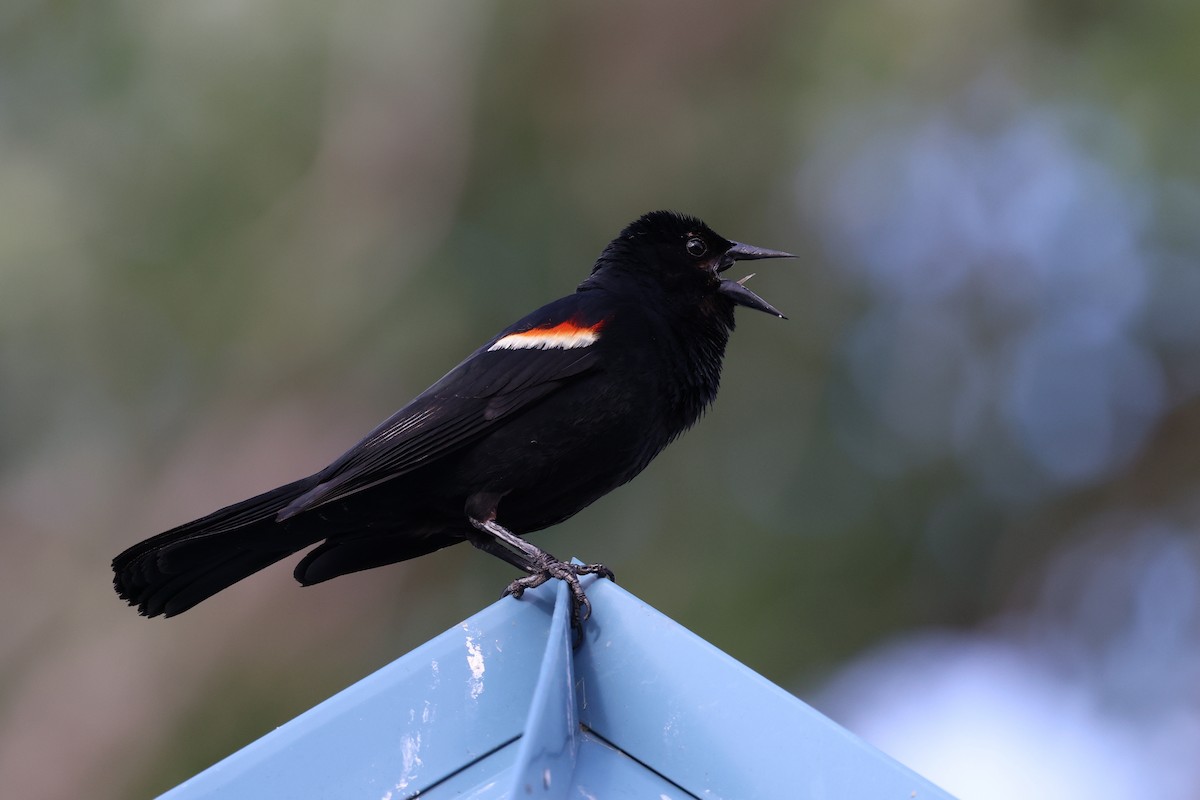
[161,567,957,800]
[575,577,953,799]
[161,586,556,799]
[502,579,579,799]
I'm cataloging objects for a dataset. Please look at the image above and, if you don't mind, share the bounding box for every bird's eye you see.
[686,237,708,257]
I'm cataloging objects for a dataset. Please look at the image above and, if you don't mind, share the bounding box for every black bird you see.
[113,211,792,629]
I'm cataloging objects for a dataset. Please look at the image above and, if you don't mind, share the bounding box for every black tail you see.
[113,478,322,617]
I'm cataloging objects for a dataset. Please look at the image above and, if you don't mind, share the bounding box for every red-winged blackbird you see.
[113,211,792,628]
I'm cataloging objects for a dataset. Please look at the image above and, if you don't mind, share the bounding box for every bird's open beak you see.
[717,241,794,319]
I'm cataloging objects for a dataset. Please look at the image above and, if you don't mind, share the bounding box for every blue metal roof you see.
[161,571,957,799]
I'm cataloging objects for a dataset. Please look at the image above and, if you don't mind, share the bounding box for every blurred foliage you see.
[1,1,1198,798]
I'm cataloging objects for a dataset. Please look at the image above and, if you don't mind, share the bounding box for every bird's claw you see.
[501,573,547,600]
[502,559,614,641]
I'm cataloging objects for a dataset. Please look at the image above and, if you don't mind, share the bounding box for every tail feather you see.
[146,549,297,617]
[293,527,453,586]
[113,478,321,617]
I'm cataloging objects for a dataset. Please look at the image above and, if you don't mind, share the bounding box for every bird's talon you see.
[574,562,615,582]
[576,593,593,622]
[500,558,612,632]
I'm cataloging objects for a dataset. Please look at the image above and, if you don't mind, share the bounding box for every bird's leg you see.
[467,517,614,632]
[466,532,540,574]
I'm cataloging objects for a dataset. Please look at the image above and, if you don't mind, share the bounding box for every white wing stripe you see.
[488,328,600,351]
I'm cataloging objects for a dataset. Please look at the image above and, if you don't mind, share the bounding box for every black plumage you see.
[113,210,792,625]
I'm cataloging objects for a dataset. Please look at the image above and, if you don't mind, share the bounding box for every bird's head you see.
[584,210,793,319]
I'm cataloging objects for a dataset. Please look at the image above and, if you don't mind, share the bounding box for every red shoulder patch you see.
[488,318,605,352]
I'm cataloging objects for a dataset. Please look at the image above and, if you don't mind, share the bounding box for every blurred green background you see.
[3,1,1200,798]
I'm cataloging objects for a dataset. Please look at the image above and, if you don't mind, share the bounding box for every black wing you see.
[276,295,609,520]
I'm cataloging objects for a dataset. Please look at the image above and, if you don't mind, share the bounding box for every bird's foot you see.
[468,515,614,643]
[503,558,615,638]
